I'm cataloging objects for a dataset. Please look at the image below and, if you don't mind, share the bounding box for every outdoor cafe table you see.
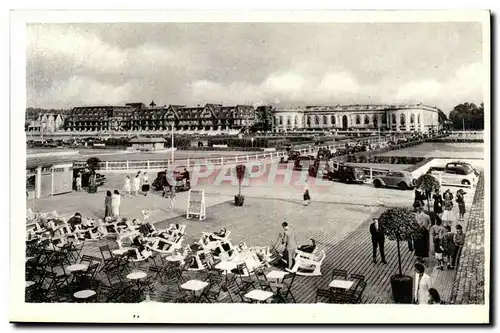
[329,280,354,290]
[180,280,209,302]
[112,247,132,257]
[73,289,97,303]
[127,271,148,292]
[266,270,287,292]
[232,250,259,272]
[165,254,184,262]
[244,289,274,303]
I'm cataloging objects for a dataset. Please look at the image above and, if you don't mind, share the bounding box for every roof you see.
[26,156,81,169]
[129,137,167,143]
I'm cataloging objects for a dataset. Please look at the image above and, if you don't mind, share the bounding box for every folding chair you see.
[315,288,337,303]
[331,268,348,280]
[275,272,297,303]
[99,245,116,271]
[232,262,255,291]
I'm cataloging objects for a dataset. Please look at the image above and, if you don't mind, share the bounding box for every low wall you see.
[449,173,485,304]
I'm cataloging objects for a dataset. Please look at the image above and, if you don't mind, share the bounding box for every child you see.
[456,189,467,221]
[434,237,444,270]
[452,224,466,268]
[76,173,82,192]
[441,225,456,269]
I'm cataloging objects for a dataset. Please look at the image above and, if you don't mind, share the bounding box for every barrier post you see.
[221,157,224,166]
[105,161,109,171]
[187,159,190,168]
[147,160,150,169]
[246,155,250,163]
[370,168,373,181]
[126,161,129,170]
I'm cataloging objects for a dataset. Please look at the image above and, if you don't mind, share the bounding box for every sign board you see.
[186,189,206,221]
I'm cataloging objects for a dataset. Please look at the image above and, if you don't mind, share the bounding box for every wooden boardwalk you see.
[75,184,479,304]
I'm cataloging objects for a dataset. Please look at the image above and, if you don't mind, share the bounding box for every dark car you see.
[328,165,366,184]
[293,155,316,171]
[152,171,190,192]
[72,168,107,189]
[308,160,331,179]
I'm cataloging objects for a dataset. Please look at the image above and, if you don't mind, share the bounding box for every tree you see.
[86,157,102,175]
[255,105,274,132]
[415,174,441,212]
[449,102,484,130]
[379,207,422,277]
[437,109,448,124]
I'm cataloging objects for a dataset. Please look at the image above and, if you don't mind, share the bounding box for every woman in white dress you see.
[111,190,121,217]
[123,175,131,197]
[133,172,141,196]
[441,189,455,227]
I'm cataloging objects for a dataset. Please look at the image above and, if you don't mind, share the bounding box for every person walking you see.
[104,190,112,218]
[142,172,150,196]
[133,172,141,196]
[281,222,298,270]
[456,189,467,221]
[123,175,131,198]
[303,181,311,206]
[182,168,190,188]
[414,262,432,305]
[370,217,387,264]
[442,189,455,227]
[111,190,121,217]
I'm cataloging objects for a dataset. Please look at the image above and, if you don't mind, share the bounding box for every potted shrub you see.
[379,207,423,303]
[234,164,246,206]
[86,157,102,193]
[415,174,441,214]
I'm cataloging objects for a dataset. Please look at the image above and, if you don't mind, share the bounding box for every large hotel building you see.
[62,102,440,133]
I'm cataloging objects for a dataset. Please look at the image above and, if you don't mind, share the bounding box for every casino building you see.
[272,104,440,133]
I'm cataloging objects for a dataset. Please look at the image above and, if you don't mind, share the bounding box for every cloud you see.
[394,62,483,111]
[29,76,133,107]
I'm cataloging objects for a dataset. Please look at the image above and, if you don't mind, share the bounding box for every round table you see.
[112,248,131,256]
[74,289,96,299]
[66,264,88,273]
[25,281,35,288]
[165,255,183,262]
[127,271,147,280]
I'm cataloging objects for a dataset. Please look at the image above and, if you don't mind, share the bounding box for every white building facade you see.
[272,104,440,133]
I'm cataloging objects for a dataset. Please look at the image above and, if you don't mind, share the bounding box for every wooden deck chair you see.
[186,250,212,271]
[212,241,237,261]
[146,234,185,255]
[289,249,326,276]
[168,223,186,234]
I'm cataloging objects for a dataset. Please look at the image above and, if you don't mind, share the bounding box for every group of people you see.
[414,187,467,226]
[123,171,150,197]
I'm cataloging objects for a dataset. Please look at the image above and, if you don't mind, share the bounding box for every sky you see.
[26,22,484,113]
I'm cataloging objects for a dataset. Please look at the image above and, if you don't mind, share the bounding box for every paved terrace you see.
[29,169,480,303]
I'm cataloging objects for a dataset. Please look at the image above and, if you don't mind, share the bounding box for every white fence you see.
[73,137,386,171]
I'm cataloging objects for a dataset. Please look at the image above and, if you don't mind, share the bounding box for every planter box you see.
[234,195,245,206]
[390,275,413,303]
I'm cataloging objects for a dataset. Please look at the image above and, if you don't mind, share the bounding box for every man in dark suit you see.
[370,218,387,264]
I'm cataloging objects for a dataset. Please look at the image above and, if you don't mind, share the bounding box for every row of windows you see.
[275,113,422,126]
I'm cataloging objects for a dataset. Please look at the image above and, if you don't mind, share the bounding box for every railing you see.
[74,135,412,171]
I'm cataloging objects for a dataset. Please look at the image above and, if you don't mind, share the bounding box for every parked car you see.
[152,171,190,192]
[308,160,331,179]
[328,165,366,184]
[427,165,478,187]
[293,155,316,171]
[372,170,415,190]
[445,161,480,177]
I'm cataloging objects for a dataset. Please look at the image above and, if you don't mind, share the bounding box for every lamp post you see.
[171,122,175,163]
